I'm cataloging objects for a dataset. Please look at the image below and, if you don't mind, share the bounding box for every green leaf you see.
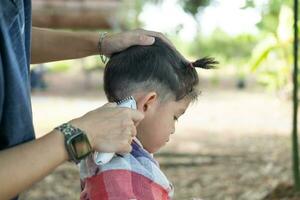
[249,44,278,72]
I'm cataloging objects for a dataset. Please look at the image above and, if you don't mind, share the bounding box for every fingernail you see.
[145,36,155,44]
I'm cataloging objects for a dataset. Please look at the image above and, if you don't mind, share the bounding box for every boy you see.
[79,38,217,200]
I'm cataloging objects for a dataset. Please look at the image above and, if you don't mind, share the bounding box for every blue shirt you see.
[0,0,35,150]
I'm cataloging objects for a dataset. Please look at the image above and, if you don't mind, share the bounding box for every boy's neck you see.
[133,137,154,157]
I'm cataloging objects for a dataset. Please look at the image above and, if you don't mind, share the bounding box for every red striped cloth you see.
[79,140,174,200]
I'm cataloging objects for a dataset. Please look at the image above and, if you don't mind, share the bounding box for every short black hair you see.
[104,37,217,103]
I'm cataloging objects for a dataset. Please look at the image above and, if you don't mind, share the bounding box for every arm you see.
[31,27,99,64]
[0,103,144,200]
[0,130,67,200]
[31,27,174,64]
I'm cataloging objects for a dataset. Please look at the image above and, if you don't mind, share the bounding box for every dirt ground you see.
[19,70,299,200]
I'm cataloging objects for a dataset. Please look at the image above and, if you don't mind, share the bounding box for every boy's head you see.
[104,37,217,153]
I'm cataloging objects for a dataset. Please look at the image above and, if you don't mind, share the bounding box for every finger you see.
[129,110,144,123]
[138,34,155,45]
[138,29,175,48]
[126,145,133,153]
[130,125,137,137]
[128,135,133,145]
[122,127,134,145]
[139,30,190,63]
[102,102,117,108]
[134,119,141,127]
[124,126,135,138]
[127,32,155,46]
[137,30,189,62]
[118,143,132,153]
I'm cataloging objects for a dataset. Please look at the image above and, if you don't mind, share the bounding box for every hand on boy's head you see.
[70,103,144,153]
[136,29,176,49]
[101,29,175,57]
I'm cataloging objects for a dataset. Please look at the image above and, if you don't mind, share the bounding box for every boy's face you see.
[136,95,190,153]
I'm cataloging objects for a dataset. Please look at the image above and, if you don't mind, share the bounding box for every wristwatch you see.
[55,123,92,164]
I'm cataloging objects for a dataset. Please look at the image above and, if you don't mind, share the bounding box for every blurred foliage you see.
[131,0,298,91]
[46,61,72,73]
[190,0,298,91]
[37,56,104,73]
[249,3,298,91]
[43,0,299,92]
[142,0,211,14]
[256,0,293,34]
[179,0,211,16]
[122,0,212,29]
[191,29,259,63]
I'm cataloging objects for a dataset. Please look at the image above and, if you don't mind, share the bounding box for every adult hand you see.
[70,103,144,153]
[101,28,175,57]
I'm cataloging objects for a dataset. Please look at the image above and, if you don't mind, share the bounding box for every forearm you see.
[0,130,68,200]
[31,27,99,64]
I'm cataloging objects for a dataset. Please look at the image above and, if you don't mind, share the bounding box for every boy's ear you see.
[136,92,158,113]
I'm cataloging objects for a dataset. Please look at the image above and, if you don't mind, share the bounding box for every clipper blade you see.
[116,96,137,109]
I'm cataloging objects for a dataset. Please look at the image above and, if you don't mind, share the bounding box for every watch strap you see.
[55,123,91,164]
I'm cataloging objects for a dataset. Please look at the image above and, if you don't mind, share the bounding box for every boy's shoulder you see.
[79,140,173,199]
[79,140,160,180]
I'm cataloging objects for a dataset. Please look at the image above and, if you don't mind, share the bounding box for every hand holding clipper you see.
[93,96,137,165]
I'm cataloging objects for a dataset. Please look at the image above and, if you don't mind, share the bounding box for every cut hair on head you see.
[104,37,218,103]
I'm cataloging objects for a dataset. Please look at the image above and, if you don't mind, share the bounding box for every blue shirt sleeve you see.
[0,14,4,124]
[0,0,35,150]
[0,53,3,124]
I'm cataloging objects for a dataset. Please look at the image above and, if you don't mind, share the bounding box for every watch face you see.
[70,134,92,159]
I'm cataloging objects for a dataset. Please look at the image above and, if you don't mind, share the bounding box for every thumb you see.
[137,35,155,45]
